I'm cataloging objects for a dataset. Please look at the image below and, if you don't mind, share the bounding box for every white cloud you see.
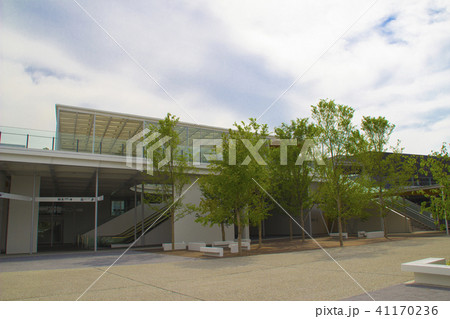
[1,0,449,155]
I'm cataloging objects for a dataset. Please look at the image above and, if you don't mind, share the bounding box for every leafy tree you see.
[269,118,317,242]
[420,142,450,235]
[359,116,416,238]
[144,113,191,250]
[194,119,272,254]
[187,177,234,241]
[311,99,371,246]
[248,161,273,248]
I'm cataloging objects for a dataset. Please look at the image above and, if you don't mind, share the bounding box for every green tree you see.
[311,99,371,247]
[194,119,272,254]
[420,142,450,235]
[359,116,415,238]
[248,162,273,249]
[187,177,233,241]
[269,118,317,242]
[144,113,191,250]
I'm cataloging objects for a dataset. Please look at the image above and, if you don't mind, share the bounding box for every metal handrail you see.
[385,197,436,229]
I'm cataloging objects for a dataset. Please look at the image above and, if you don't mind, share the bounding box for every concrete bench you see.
[357,231,366,238]
[330,232,348,239]
[401,258,450,287]
[200,246,223,257]
[188,242,206,251]
[212,240,235,247]
[366,231,384,238]
[229,241,251,253]
[162,242,186,251]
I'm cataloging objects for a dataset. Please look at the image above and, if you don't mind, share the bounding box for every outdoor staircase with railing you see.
[80,203,170,248]
[385,197,437,231]
[98,205,170,246]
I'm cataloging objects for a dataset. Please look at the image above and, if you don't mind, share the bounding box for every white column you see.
[6,175,40,254]
[94,168,99,252]
[29,173,36,254]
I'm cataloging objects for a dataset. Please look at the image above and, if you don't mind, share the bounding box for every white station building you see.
[0,105,437,255]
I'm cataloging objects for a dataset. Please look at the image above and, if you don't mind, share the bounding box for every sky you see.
[1,0,449,155]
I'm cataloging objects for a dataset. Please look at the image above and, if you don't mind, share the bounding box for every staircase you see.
[80,203,170,247]
[99,205,170,246]
[385,197,437,231]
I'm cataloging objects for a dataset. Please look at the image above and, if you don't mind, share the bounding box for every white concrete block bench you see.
[229,241,251,253]
[188,242,206,251]
[162,242,186,251]
[365,231,384,238]
[330,232,348,239]
[200,246,223,257]
[401,258,450,287]
[212,240,235,247]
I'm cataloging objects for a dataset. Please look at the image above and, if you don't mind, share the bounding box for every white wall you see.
[174,177,234,244]
[6,175,40,254]
[83,203,164,237]
[142,218,171,246]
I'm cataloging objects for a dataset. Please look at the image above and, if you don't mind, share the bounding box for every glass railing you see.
[0,126,56,150]
[0,126,218,164]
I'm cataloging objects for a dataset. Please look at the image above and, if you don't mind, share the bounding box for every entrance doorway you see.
[37,205,64,249]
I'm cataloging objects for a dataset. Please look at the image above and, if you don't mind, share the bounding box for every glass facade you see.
[0,106,228,164]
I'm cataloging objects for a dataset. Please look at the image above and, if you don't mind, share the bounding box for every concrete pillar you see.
[0,172,9,253]
[242,225,250,240]
[6,175,40,254]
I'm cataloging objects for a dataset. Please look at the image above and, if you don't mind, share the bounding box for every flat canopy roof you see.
[56,104,228,155]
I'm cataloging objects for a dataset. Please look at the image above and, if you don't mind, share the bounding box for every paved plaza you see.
[1,236,449,301]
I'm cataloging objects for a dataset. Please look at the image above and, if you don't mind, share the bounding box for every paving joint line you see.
[105,269,204,301]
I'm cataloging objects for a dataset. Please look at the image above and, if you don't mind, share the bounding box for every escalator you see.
[98,205,171,247]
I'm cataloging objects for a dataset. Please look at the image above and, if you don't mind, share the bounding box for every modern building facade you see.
[0,104,440,254]
[0,104,237,254]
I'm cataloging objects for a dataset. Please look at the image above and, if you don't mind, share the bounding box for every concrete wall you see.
[142,218,171,246]
[174,177,234,244]
[83,203,164,237]
[264,206,328,237]
[385,209,412,233]
[347,207,412,234]
[6,175,40,254]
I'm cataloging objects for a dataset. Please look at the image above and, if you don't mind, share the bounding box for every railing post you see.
[26,134,29,148]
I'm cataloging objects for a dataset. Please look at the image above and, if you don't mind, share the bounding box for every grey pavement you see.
[343,283,450,301]
[0,235,449,301]
[0,249,193,272]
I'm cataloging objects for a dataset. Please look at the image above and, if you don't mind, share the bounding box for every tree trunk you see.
[171,207,175,250]
[221,223,226,241]
[171,176,175,250]
[289,218,293,241]
[301,205,305,243]
[379,189,388,239]
[337,197,344,247]
[236,209,242,255]
[258,220,262,249]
